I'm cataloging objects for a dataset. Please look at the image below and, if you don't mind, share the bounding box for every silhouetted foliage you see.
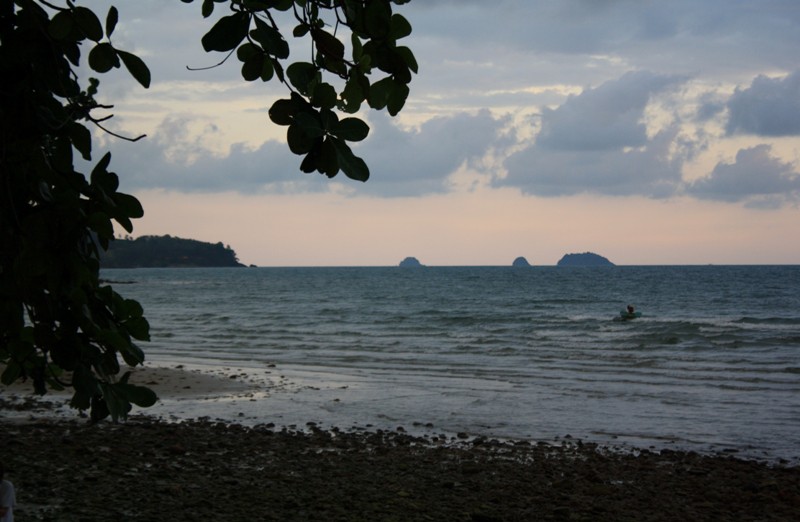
[0,0,415,421]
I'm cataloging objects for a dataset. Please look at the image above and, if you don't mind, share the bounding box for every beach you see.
[2,365,799,521]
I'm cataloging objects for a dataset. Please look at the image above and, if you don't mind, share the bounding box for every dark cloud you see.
[687,145,800,205]
[502,128,683,198]
[725,71,800,136]
[536,71,682,151]
[407,1,800,78]
[499,71,686,197]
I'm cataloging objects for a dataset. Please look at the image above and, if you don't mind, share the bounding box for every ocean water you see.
[105,265,800,461]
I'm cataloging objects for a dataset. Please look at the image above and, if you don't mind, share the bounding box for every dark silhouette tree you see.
[0,0,416,421]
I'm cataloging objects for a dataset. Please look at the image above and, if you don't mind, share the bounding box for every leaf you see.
[287,62,318,95]
[294,112,325,139]
[124,317,150,342]
[341,73,367,113]
[114,193,145,219]
[64,42,81,66]
[252,17,290,59]
[119,383,158,408]
[90,394,110,422]
[367,76,393,110]
[201,0,215,18]
[48,11,74,40]
[319,109,339,132]
[396,46,419,74]
[91,165,119,193]
[293,23,309,37]
[387,81,410,116]
[73,7,104,42]
[88,212,114,241]
[241,53,264,82]
[265,0,293,10]
[93,151,113,175]
[334,118,370,142]
[68,122,92,160]
[97,328,129,352]
[311,28,345,61]
[117,50,151,88]
[287,123,315,154]
[201,12,250,52]
[365,0,391,38]
[88,43,119,73]
[300,150,318,173]
[351,32,364,62]
[390,13,412,40]
[124,298,145,318]
[106,6,119,37]
[236,42,260,62]
[119,338,146,365]
[318,138,339,177]
[260,58,274,82]
[272,58,285,83]
[311,82,337,110]
[331,138,369,182]
[101,383,130,422]
[269,98,297,126]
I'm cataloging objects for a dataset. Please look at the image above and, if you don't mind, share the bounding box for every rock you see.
[557,252,615,267]
[399,257,424,267]
[512,256,531,267]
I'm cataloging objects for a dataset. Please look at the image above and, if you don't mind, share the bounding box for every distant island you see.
[399,257,424,268]
[512,256,531,267]
[557,252,614,267]
[101,235,245,268]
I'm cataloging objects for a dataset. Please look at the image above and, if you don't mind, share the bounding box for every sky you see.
[80,0,800,266]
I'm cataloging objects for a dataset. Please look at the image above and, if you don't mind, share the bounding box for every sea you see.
[103,265,800,462]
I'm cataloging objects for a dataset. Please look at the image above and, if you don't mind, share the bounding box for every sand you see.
[1,365,799,521]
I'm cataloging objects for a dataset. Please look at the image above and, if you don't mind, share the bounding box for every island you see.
[101,235,245,268]
[399,257,424,268]
[557,252,615,267]
[512,256,531,267]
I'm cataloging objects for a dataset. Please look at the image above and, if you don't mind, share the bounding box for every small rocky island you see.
[101,235,245,268]
[399,257,424,268]
[557,252,614,267]
[512,256,531,267]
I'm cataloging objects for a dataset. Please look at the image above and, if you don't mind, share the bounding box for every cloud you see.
[498,71,686,197]
[97,115,322,194]
[687,145,800,206]
[94,110,507,197]
[725,71,800,136]
[77,1,800,212]
[535,71,682,151]
[359,110,509,197]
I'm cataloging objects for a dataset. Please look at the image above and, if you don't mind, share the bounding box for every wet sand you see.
[1,365,799,521]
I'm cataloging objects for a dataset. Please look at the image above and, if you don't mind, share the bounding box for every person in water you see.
[626,305,635,314]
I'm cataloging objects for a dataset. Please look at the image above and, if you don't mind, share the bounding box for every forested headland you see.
[101,235,245,268]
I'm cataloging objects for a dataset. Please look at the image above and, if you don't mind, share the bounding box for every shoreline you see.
[2,362,797,465]
[3,365,800,519]
[2,416,799,521]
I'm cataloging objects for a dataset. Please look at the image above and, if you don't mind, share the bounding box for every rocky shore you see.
[0,416,796,521]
